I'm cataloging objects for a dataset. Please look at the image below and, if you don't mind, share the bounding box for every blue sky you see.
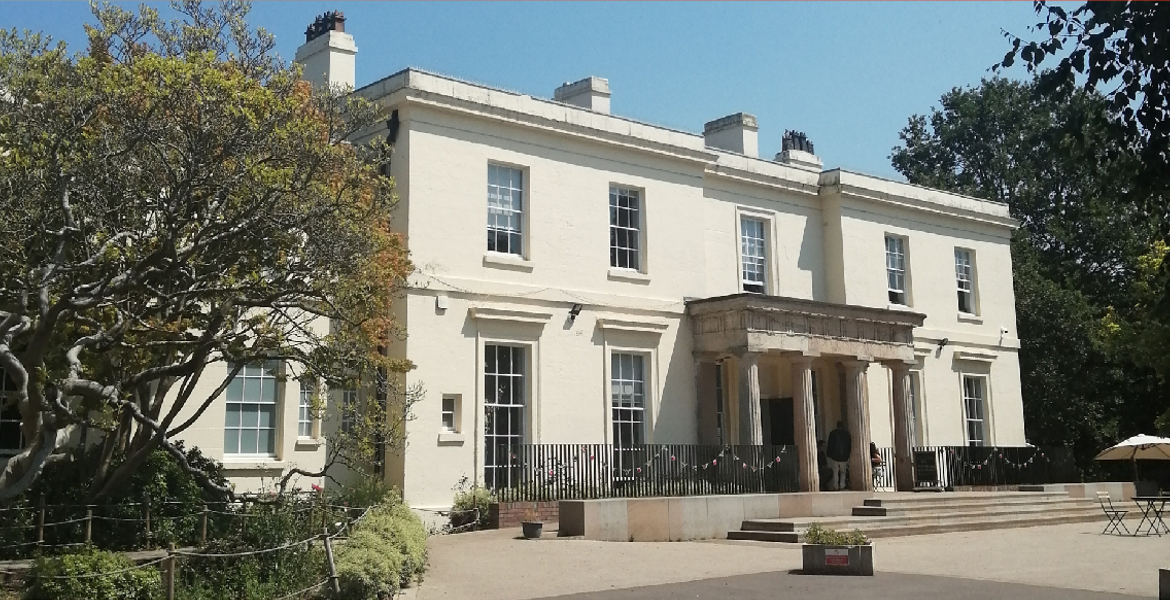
[1,2,1043,179]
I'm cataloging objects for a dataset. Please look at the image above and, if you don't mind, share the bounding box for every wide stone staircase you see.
[727,491,1102,543]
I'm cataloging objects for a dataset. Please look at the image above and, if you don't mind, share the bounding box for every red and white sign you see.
[825,549,850,566]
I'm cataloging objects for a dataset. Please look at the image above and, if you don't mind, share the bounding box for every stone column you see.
[842,359,872,492]
[890,363,916,491]
[791,355,820,492]
[736,352,763,446]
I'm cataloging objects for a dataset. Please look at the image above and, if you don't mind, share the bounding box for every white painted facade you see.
[156,23,1026,504]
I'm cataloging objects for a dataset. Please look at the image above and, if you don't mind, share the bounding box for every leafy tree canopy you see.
[891,77,1166,467]
[0,1,413,501]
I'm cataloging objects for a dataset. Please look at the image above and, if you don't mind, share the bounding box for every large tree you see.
[0,2,413,501]
[997,1,1170,434]
[891,77,1166,468]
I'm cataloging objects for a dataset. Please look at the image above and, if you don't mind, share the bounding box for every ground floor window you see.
[224,361,279,456]
[340,389,358,434]
[298,379,315,439]
[612,353,646,473]
[909,371,923,447]
[484,344,525,489]
[962,375,987,447]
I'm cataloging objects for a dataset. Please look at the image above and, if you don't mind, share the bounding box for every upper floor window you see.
[740,217,767,294]
[885,235,907,305]
[224,361,279,456]
[962,375,987,447]
[955,248,976,314]
[0,373,21,453]
[487,164,524,256]
[609,186,641,271]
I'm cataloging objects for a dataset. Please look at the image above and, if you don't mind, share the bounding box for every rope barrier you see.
[175,534,318,558]
[273,578,329,600]
[13,556,170,579]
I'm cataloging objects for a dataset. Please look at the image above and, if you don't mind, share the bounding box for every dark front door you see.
[768,397,795,446]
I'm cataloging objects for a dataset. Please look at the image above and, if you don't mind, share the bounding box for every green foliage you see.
[450,481,493,530]
[803,523,869,546]
[890,76,1168,472]
[335,477,396,509]
[24,548,161,600]
[332,495,428,600]
[175,538,325,600]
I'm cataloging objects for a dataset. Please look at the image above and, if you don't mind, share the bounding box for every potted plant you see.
[521,508,543,540]
[801,523,873,576]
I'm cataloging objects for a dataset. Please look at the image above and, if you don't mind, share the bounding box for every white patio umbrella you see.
[1094,434,1170,462]
[1094,434,1170,482]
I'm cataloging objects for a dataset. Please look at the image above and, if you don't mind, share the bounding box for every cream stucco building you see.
[36,15,1025,505]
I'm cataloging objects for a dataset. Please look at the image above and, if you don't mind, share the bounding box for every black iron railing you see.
[913,445,1078,488]
[491,444,799,502]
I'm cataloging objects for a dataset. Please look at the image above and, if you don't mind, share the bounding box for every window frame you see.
[714,362,726,446]
[441,394,461,433]
[297,378,318,440]
[486,163,527,258]
[609,185,644,272]
[739,215,768,294]
[339,389,359,435]
[954,247,978,315]
[223,361,281,458]
[961,375,988,447]
[885,234,909,306]
[610,351,650,474]
[483,344,528,490]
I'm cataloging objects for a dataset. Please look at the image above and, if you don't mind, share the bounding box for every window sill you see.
[437,432,465,445]
[887,303,913,311]
[607,268,650,284]
[957,312,983,324]
[294,438,323,451]
[222,459,285,471]
[483,252,534,272]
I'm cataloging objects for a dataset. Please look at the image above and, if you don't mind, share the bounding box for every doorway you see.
[766,397,795,446]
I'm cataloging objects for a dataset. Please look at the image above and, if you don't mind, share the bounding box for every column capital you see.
[787,352,818,368]
[839,358,870,373]
[882,360,917,374]
[735,350,761,364]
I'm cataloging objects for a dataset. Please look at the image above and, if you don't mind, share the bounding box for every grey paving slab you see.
[530,571,1145,600]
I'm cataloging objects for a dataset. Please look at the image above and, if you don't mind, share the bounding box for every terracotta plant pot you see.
[521,521,543,539]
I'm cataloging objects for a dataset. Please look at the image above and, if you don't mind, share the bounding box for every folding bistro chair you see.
[1097,491,1130,535]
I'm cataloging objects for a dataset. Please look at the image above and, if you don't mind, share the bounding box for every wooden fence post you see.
[322,528,340,595]
[200,505,208,545]
[37,495,45,546]
[165,543,176,600]
[85,508,92,544]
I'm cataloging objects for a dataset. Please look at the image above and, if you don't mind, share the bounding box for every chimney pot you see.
[775,130,823,170]
[295,11,358,89]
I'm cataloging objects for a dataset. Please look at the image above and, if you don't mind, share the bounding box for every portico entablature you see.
[687,294,925,363]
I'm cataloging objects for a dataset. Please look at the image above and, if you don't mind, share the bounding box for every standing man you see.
[827,421,852,491]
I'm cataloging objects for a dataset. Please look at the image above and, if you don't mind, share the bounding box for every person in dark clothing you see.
[817,440,831,491]
[826,421,852,491]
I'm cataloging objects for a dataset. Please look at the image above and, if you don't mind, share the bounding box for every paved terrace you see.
[409,518,1167,599]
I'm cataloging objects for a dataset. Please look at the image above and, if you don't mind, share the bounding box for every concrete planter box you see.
[801,544,874,576]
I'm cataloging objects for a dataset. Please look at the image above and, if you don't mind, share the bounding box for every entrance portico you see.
[688,294,924,492]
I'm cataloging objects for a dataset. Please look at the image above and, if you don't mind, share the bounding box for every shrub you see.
[803,523,869,546]
[449,485,493,530]
[24,548,161,600]
[175,538,325,600]
[333,495,429,599]
[334,477,396,509]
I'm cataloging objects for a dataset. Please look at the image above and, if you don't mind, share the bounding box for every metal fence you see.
[491,444,800,502]
[912,445,1078,488]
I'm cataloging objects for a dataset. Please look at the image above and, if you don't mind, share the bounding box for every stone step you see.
[734,506,1102,542]
[862,492,1072,509]
[748,495,1095,528]
[726,530,800,543]
[854,497,1094,517]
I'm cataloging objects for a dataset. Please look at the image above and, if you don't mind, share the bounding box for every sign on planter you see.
[825,549,849,566]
